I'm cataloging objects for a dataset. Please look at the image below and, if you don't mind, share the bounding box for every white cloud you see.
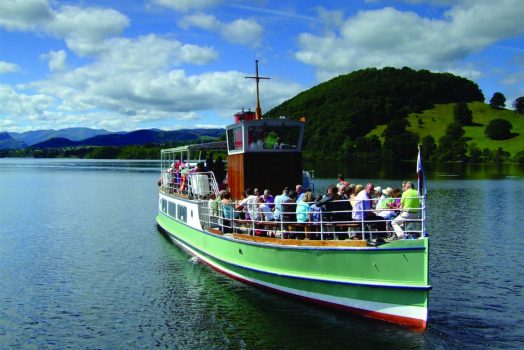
[41,50,68,72]
[0,61,20,74]
[296,0,524,81]
[20,61,301,131]
[45,5,130,56]
[0,84,54,120]
[0,0,53,31]
[179,13,220,30]
[221,18,263,46]
[153,0,221,12]
[179,14,263,47]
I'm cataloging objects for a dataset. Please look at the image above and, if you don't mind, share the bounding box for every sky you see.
[1,0,523,133]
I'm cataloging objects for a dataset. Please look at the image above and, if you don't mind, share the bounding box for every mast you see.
[245,60,270,120]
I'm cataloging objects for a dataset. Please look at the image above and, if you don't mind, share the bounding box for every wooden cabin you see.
[225,118,304,199]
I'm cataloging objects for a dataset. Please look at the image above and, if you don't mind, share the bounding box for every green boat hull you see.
[156,212,430,329]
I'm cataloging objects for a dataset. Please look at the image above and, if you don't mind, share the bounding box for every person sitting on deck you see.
[273,187,290,221]
[352,183,386,233]
[350,184,363,208]
[309,194,323,223]
[373,186,384,209]
[296,191,313,223]
[391,182,420,239]
[315,185,339,222]
[338,185,348,199]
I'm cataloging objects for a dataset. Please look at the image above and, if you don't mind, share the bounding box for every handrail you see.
[200,197,427,242]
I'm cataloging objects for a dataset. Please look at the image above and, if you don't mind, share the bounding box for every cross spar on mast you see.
[245,60,270,120]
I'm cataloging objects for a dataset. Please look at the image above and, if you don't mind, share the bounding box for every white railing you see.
[200,197,427,243]
[160,171,218,199]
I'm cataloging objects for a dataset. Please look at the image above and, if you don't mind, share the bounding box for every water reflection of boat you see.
[156,61,430,329]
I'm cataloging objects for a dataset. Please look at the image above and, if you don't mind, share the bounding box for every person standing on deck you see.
[295,184,305,202]
[391,182,420,239]
[273,187,289,221]
[261,189,275,210]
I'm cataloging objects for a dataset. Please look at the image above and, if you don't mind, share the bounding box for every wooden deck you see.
[231,233,368,247]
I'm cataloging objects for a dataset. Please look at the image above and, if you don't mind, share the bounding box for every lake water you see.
[1,158,523,349]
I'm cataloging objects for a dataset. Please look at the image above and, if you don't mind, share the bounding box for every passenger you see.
[245,188,259,220]
[264,130,278,149]
[205,154,214,172]
[251,196,264,221]
[376,187,397,231]
[295,184,305,202]
[309,194,323,223]
[212,156,226,186]
[258,196,274,221]
[273,187,290,221]
[213,190,227,216]
[333,190,352,223]
[282,191,298,223]
[350,184,363,208]
[336,173,350,190]
[373,186,383,209]
[208,193,217,217]
[261,189,275,210]
[388,188,402,211]
[316,185,338,222]
[220,191,234,233]
[338,185,348,199]
[235,189,256,220]
[391,182,420,239]
[296,191,313,223]
[352,183,386,233]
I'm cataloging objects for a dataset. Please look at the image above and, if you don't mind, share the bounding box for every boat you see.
[156,61,430,329]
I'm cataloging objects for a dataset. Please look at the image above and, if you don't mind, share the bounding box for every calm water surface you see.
[0,158,523,349]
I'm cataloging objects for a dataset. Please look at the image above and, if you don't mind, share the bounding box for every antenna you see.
[245,60,270,120]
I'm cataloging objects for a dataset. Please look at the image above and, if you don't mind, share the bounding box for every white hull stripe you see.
[167,232,428,322]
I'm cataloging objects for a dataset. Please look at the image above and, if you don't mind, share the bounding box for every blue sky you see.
[1,0,523,132]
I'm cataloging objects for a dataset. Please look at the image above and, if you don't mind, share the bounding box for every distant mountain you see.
[32,137,79,148]
[8,127,113,146]
[0,132,27,149]
[29,128,226,148]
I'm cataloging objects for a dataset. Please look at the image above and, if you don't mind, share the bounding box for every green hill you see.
[367,102,523,157]
[264,67,484,159]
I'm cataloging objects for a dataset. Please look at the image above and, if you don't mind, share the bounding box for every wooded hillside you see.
[264,67,484,160]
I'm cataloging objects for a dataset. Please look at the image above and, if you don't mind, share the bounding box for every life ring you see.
[180,174,187,192]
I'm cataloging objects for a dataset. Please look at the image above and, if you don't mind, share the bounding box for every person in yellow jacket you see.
[391,182,420,239]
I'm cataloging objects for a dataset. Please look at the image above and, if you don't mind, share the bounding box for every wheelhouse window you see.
[227,126,243,152]
[247,125,301,151]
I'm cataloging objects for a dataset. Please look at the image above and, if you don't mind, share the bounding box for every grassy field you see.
[367,102,524,157]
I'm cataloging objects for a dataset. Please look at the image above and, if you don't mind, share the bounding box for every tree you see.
[438,122,467,161]
[468,143,482,163]
[485,118,513,140]
[490,92,506,108]
[420,135,437,161]
[453,102,473,125]
[513,96,524,114]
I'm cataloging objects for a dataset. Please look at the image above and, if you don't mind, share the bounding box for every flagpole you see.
[417,145,427,237]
